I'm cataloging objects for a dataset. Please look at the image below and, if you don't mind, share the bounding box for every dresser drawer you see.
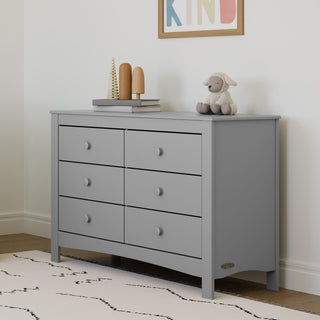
[125,207,201,258]
[59,126,124,166]
[59,162,124,204]
[125,130,201,174]
[125,169,201,216]
[59,197,124,242]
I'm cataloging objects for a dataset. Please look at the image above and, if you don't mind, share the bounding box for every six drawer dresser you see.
[51,110,280,299]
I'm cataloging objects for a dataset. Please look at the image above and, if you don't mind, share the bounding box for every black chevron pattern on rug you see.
[0,270,23,277]
[2,252,310,320]
[13,253,73,271]
[0,304,39,320]
[125,284,279,320]
[75,277,112,285]
[13,254,73,271]
[0,286,39,296]
[52,271,88,277]
[56,292,174,320]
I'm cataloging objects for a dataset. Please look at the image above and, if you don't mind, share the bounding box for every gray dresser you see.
[51,111,280,299]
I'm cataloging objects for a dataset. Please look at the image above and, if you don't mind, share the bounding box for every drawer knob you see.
[154,147,163,156]
[84,214,91,223]
[154,226,163,236]
[84,142,91,150]
[155,187,163,196]
[84,178,92,186]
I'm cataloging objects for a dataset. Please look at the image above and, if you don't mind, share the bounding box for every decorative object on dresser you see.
[107,57,119,100]
[132,66,145,100]
[196,72,237,115]
[51,110,280,300]
[119,62,132,100]
[97,60,157,112]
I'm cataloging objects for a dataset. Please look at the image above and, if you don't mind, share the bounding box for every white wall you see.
[0,0,24,233]
[23,0,320,295]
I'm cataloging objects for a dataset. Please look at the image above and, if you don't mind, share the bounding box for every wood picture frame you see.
[158,0,244,39]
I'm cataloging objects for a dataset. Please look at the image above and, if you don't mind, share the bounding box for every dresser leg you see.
[51,244,61,262]
[267,270,279,291]
[202,275,215,299]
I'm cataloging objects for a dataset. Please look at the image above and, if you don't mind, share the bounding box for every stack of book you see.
[92,99,160,113]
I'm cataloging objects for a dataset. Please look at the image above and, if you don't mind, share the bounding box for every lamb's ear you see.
[203,77,211,86]
[223,74,237,86]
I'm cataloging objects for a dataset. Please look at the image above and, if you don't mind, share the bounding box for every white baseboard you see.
[0,212,24,235]
[0,211,50,238]
[229,259,320,296]
[24,212,51,238]
[1,212,319,296]
[280,259,320,296]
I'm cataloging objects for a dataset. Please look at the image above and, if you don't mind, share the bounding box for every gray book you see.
[93,99,160,107]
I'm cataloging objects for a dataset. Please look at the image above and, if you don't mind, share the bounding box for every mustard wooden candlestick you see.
[119,63,132,100]
[132,67,145,100]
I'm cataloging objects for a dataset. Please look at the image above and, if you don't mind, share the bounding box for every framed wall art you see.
[158,0,244,39]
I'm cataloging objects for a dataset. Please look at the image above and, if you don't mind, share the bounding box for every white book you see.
[93,105,161,113]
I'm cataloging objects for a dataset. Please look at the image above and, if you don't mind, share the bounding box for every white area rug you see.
[0,251,319,320]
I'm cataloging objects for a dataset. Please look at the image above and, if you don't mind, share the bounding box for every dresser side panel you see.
[51,114,60,261]
[214,120,277,277]
[201,122,216,298]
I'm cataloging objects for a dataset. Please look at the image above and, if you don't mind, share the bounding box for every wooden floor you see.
[1,234,319,315]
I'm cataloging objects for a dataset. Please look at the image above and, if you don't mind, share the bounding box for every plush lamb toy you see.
[196,72,237,115]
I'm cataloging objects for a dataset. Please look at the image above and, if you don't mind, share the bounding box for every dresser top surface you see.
[50,110,280,121]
